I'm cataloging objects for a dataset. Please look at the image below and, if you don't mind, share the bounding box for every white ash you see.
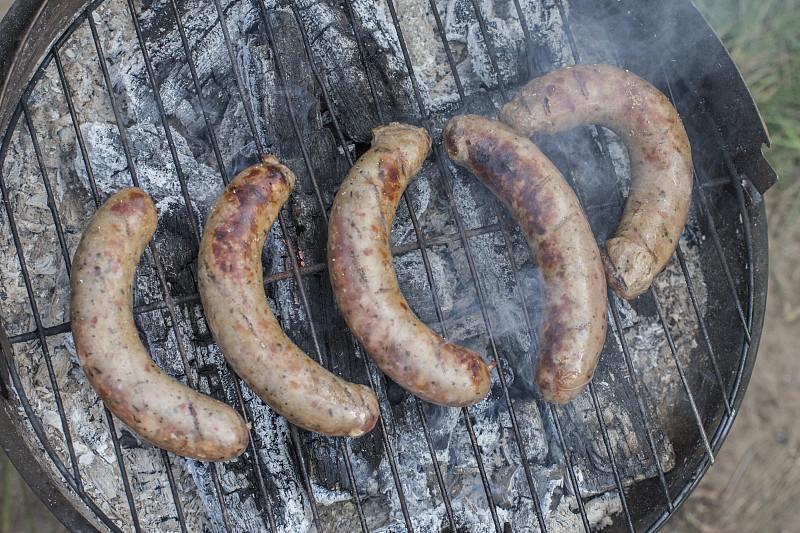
[617,233,710,436]
[0,0,716,531]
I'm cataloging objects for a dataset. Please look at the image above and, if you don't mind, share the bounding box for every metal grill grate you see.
[0,0,768,531]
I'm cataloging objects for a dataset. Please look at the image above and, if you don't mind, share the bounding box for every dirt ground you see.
[1,1,799,533]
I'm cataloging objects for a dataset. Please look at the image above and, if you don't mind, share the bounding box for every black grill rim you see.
[0,0,772,532]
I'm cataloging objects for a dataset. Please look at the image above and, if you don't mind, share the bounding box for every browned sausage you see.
[327,123,493,407]
[499,63,693,299]
[198,156,379,437]
[70,188,250,461]
[444,115,607,404]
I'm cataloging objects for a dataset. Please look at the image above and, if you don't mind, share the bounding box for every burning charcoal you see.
[466,16,526,89]
[1,0,752,530]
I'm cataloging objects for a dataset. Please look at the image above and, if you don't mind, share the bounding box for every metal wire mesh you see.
[0,0,765,531]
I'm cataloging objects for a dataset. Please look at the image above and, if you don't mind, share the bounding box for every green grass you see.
[694,0,800,222]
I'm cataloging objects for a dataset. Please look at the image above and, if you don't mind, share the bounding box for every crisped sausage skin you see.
[198,157,379,438]
[444,115,607,404]
[70,188,250,461]
[327,123,493,407]
[499,63,693,299]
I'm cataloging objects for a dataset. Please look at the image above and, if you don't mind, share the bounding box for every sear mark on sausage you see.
[499,63,693,299]
[198,156,380,438]
[328,122,494,407]
[70,187,250,461]
[444,114,608,404]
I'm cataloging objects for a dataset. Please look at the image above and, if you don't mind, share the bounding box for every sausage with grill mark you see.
[444,115,607,404]
[198,157,380,437]
[499,63,693,299]
[327,123,493,407]
[70,187,250,461]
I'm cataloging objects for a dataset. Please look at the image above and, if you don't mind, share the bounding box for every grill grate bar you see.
[289,4,464,529]
[2,100,85,494]
[168,0,230,184]
[467,0,509,101]
[695,182,752,344]
[341,0,387,124]
[20,101,73,272]
[587,382,635,532]
[378,0,518,528]
[290,0,357,167]
[160,450,190,533]
[86,13,140,187]
[414,401,458,531]
[650,287,715,463]
[608,297,674,512]
[338,437,372,533]
[461,407,504,532]
[209,0,264,155]
[232,379,280,533]
[554,0,580,62]
[104,410,144,533]
[549,404,592,531]
[56,29,204,529]
[123,0,201,244]
[258,3,330,224]
[208,461,235,533]
[52,49,101,205]
[363,364,418,532]
[288,425,323,532]
[426,0,467,105]
[86,7,243,532]
[719,151,756,406]
[675,242,733,415]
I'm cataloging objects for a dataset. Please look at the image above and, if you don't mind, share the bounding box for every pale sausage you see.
[327,123,493,407]
[70,188,250,461]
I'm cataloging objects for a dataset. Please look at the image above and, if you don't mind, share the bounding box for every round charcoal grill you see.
[0,0,774,531]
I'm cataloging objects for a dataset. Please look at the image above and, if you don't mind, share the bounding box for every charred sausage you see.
[327,123,493,407]
[198,156,379,437]
[444,115,607,404]
[499,63,693,299]
[70,188,250,461]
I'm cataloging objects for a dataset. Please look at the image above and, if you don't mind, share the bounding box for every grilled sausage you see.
[70,188,249,461]
[198,156,379,437]
[499,63,693,299]
[444,115,607,404]
[327,123,493,407]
